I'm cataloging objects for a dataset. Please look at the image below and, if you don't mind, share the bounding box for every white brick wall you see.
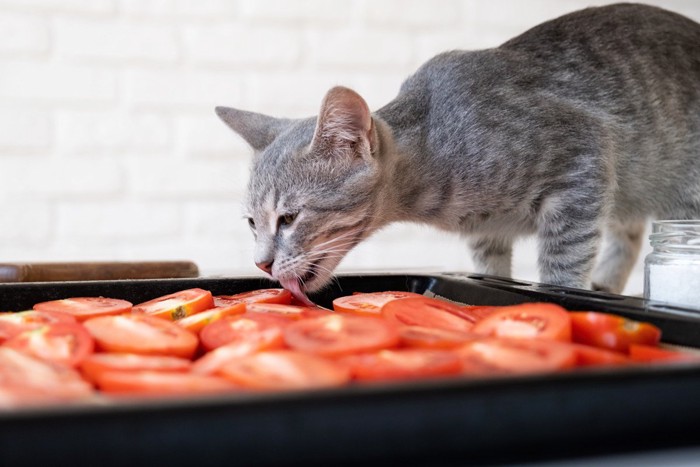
[1,0,698,296]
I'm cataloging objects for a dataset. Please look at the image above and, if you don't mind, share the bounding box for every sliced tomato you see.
[458,338,577,375]
[399,326,479,349]
[571,343,631,367]
[33,297,132,322]
[217,350,350,390]
[0,310,77,343]
[472,303,572,341]
[80,353,192,384]
[332,291,423,315]
[174,303,246,333]
[284,314,399,358]
[95,370,237,396]
[340,349,462,381]
[191,341,262,375]
[451,305,500,323]
[570,312,661,353]
[245,303,330,320]
[214,288,292,307]
[0,347,94,403]
[84,314,199,359]
[132,288,214,321]
[199,314,288,352]
[4,323,94,367]
[381,297,474,333]
[628,344,700,363]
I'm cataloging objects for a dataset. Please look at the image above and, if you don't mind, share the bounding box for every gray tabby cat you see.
[216,3,700,302]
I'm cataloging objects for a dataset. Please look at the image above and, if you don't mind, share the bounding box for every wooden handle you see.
[0,261,200,283]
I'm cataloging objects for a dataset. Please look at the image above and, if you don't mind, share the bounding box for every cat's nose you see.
[256,260,273,275]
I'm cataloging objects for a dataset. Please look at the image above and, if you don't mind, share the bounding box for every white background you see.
[1,0,698,296]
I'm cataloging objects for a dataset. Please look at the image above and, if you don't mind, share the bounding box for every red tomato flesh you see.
[174,303,246,333]
[399,326,479,349]
[570,312,662,353]
[80,353,192,384]
[199,314,288,352]
[458,338,577,375]
[341,349,463,381]
[332,291,423,315]
[381,297,474,333]
[84,314,199,359]
[34,297,132,322]
[628,344,700,363]
[95,370,237,396]
[4,323,94,367]
[217,350,350,390]
[214,288,292,307]
[284,314,399,357]
[472,303,572,341]
[0,310,76,343]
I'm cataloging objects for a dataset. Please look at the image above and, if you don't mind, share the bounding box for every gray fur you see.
[216,4,700,296]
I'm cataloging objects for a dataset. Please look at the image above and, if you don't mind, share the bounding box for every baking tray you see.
[2,273,700,467]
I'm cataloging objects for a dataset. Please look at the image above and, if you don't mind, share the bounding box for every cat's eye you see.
[278,213,297,228]
[247,217,256,229]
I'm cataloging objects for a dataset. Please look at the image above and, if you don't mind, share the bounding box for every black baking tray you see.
[2,272,700,467]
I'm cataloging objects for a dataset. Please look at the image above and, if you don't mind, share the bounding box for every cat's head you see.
[216,87,383,302]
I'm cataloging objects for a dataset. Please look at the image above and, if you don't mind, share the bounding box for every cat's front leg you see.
[468,236,513,278]
[537,197,602,289]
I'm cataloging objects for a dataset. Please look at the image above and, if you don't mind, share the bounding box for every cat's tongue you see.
[280,279,316,307]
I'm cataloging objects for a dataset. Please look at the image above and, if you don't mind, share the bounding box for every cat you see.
[216,3,700,303]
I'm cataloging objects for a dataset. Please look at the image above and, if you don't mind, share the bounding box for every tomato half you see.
[132,288,214,321]
[332,291,423,315]
[340,349,463,381]
[33,297,132,322]
[381,297,474,333]
[95,370,237,396]
[217,350,350,390]
[0,310,76,343]
[458,338,577,375]
[570,312,661,353]
[214,288,292,307]
[628,344,700,363]
[174,303,246,333]
[84,314,199,359]
[284,314,399,357]
[472,303,572,341]
[199,314,288,352]
[80,353,192,383]
[399,326,478,349]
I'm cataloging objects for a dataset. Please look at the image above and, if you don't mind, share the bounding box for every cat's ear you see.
[311,86,376,160]
[215,106,292,152]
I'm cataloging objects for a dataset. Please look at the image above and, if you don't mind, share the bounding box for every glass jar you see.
[644,220,700,309]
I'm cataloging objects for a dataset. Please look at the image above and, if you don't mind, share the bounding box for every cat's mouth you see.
[277,257,324,306]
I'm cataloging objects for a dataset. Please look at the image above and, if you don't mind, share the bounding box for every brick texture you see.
[0,0,687,294]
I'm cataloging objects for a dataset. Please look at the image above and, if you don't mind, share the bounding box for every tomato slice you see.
[458,338,577,375]
[0,310,77,343]
[33,297,132,322]
[217,350,350,390]
[570,312,661,353]
[80,353,192,384]
[472,303,572,341]
[132,288,214,321]
[174,303,246,333]
[399,326,479,349]
[191,341,262,375]
[4,323,94,367]
[332,291,423,315]
[0,348,94,404]
[284,314,399,357]
[451,305,500,323]
[628,344,700,363]
[214,288,292,307]
[340,349,463,381]
[84,314,199,359]
[199,314,288,352]
[571,343,631,367]
[95,370,237,396]
[245,303,331,320]
[381,297,474,333]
